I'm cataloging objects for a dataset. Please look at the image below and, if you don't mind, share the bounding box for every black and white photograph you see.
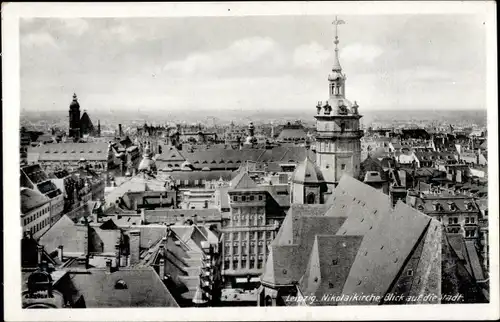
[2,1,498,321]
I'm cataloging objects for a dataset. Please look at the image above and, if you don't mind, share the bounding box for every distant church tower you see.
[69,93,81,140]
[314,17,363,186]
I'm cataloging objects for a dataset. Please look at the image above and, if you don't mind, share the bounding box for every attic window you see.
[357,280,362,286]
[53,151,58,153]
[88,150,93,153]
[71,150,75,153]
[97,150,102,153]
[62,150,67,153]
[380,245,384,250]
[211,161,217,164]
[202,161,208,164]
[114,280,128,289]
[45,151,50,153]
[360,218,364,222]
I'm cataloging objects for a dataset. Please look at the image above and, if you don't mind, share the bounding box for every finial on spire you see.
[332,16,345,71]
[73,93,78,100]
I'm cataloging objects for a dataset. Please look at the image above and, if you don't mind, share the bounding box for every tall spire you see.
[332,16,345,71]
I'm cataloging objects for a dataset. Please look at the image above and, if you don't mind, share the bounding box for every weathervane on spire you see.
[332,16,346,50]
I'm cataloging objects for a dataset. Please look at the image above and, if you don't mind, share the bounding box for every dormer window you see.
[114,280,128,289]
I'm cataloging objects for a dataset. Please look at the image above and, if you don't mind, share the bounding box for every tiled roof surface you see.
[340,201,430,302]
[230,171,258,190]
[262,175,435,304]
[143,209,222,225]
[292,157,325,184]
[299,235,363,305]
[70,267,179,307]
[38,215,88,253]
[29,142,109,161]
[21,188,50,214]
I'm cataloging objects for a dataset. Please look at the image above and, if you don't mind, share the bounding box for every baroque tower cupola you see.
[314,17,364,187]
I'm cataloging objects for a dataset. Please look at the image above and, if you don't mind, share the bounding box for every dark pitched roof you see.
[70,267,179,307]
[299,235,363,305]
[21,188,50,214]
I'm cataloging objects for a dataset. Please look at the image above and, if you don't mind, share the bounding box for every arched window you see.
[306,192,316,204]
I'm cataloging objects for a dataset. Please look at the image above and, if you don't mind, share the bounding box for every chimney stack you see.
[159,258,166,280]
[37,245,44,266]
[115,243,121,269]
[129,230,141,266]
[106,259,113,273]
[57,245,64,262]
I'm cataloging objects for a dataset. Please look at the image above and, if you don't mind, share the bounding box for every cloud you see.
[340,43,383,64]
[21,32,58,49]
[293,42,331,69]
[61,19,89,36]
[163,37,285,76]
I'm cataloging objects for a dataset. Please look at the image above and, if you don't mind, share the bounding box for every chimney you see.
[159,258,166,280]
[37,245,44,265]
[106,259,113,273]
[57,245,64,262]
[115,243,121,269]
[193,214,198,225]
[129,230,141,265]
[120,255,128,267]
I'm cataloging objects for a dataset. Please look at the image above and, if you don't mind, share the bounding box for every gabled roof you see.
[292,157,325,184]
[230,171,258,190]
[340,201,430,301]
[299,235,363,305]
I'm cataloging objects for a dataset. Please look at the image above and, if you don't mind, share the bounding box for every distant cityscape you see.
[19,16,489,309]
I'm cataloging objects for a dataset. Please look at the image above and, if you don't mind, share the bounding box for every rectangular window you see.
[470,217,475,224]
[454,218,458,224]
[233,260,239,270]
[194,180,199,185]
[258,195,263,201]
[241,259,247,268]
[465,217,470,224]
[257,259,263,269]
[224,260,230,270]
[448,218,453,225]
[242,196,246,202]
[184,180,189,186]
[250,259,255,268]
[233,196,238,202]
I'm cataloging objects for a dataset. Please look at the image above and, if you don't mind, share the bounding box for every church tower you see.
[314,17,363,186]
[68,93,81,140]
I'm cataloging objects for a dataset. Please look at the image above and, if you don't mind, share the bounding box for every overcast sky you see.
[20,15,486,114]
